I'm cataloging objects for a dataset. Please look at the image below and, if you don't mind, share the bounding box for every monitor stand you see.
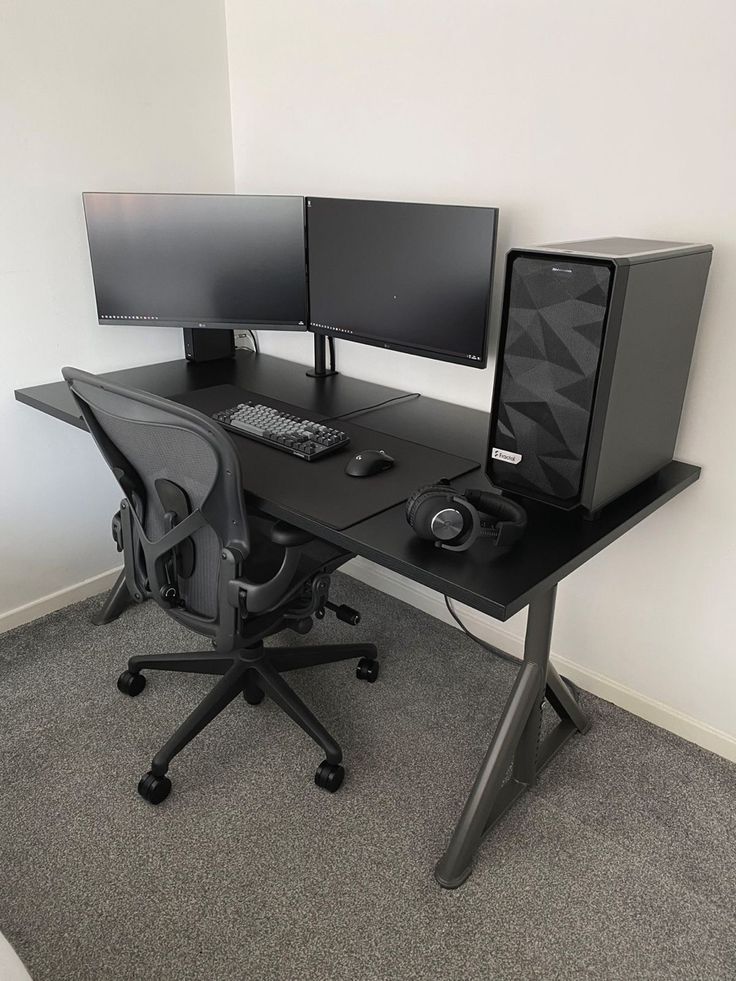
[306,333,337,378]
[183,328,335,376]
[183,328,235,363]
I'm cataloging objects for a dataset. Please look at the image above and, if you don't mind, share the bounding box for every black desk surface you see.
[343,461,699,620]
[175,384,479,531]
[15,352,701,621]
[14,350,412,431]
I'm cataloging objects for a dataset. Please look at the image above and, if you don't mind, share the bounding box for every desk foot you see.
[434,586,590,889]
[91,571,135,626]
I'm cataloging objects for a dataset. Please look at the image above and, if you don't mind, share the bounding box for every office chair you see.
[62,367,379,804]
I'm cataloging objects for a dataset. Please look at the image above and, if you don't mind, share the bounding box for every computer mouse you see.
[345,449,395,477]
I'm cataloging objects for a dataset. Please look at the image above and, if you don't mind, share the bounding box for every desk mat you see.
[174,384,480,530]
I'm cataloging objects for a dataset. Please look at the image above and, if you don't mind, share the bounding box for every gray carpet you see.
[0,574,734,981]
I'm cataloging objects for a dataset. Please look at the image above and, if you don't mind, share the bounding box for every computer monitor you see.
[306,197,498,367]
[82,193,308,331]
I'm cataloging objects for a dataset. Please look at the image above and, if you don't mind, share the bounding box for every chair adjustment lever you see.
[323,601,361,626]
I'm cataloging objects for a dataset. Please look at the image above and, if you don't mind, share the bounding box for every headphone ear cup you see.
[406,484,456,539]
[406,484,454,527]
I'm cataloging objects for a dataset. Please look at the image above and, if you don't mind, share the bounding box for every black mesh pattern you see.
[93,408,222,617]
[488,256,611,502]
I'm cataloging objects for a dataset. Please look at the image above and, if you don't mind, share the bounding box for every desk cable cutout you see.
[444,595,519,666]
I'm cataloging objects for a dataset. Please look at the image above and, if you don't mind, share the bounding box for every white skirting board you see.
[0,567,123,635]
[342,556,736,764]
[3,558,735,763]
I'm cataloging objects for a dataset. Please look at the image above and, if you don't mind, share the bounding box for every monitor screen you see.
[306,197,498,367]
[82,193,308,330]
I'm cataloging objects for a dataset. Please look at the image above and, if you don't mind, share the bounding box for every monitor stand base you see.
[306,334,337,378]
[183,328,235,363]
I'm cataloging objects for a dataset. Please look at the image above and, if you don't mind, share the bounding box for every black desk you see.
[173,383,480,531]
[15,351,700,888]
[15,350,413,430]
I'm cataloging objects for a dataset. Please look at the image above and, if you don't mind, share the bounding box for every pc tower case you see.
[487,237,712,513]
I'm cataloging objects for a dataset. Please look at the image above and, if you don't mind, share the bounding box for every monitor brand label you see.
[492,447,522,465]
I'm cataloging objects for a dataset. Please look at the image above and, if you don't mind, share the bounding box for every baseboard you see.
[0,566,123,635]
[342,557,736,764]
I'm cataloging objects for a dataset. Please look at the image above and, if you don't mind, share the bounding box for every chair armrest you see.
[225,522,314,616]
[269,521,314,548]
[226,545,302,616]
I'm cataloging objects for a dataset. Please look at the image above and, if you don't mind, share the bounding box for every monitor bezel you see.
[306,196,498,369]
[82,191,310,332]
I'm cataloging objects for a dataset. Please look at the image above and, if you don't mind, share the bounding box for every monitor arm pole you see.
[306,333,338,378]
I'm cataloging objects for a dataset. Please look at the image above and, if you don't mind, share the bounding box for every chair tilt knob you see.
[159,584,180,605]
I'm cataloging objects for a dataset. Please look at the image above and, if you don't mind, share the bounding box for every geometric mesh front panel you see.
[488,255,612,502]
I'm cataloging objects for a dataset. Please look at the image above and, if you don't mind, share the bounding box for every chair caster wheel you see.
[314,760,344,792]
[356,657,379,683]
[137,771,172,805]
[117,670,146,696]
[243,684,265,705]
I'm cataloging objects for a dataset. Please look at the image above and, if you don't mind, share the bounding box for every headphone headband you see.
[464,489,527,546]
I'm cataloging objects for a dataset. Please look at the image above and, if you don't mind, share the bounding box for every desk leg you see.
[434,585,590,889]
[90,571,135,626]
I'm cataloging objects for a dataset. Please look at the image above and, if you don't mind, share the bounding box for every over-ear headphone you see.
[406,481,527,551]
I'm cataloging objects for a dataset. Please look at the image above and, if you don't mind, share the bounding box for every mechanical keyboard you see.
[212,401,350,461]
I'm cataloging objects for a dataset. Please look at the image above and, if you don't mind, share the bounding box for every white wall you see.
[225,0,736,749]
[0,2,234,621]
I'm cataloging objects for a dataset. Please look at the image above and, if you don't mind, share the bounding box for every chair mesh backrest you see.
[64,370,249,621]
[96,408,221,616]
